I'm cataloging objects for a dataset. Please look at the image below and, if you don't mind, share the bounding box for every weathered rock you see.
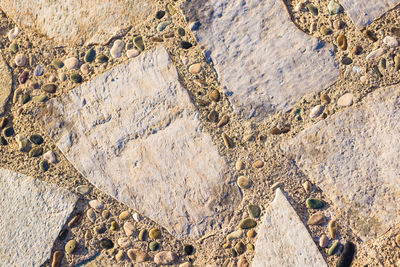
[252,189,327,266]
[284,85,400,240]
[154,251,178,265]
[0,56,12,115]
[337,0,400,28]
[37,46,238,238]
[0,168,77,266]
[180,0,339,119]
[0,0,155,46]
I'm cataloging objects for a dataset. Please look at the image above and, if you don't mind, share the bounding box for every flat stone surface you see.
[0,168,78,266]
[253,189,327,266]
[180,0,339,119]
[0,0,154,46]
[284,85,400,241]
[0,55,12,115]
[338,0,400,28]
[38,46,238,238]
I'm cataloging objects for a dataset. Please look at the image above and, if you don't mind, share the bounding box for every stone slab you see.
[338,0,400,28]
[252,189,327,267]
[284,85,400,241]
[0,0,154,46]
[0,55,12,115]
[38,46,238,238]
[0,168,78,266]
[180,0,339,119]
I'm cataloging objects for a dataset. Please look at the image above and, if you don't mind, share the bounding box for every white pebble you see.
[14,54,26,67]
[64,57,79,70]
[111,40,125,59]
[383,36,399,48]
[319,234,329,248]
[352,66,362,74]
[124,222,135,236]
[34,64,44,76]
[309,105,325,118]
[87,208,96,223]
[117,237,131,248]
[8,27,20,41]
[337,93,353,107]
[80,63,90,75]
[366,48,386,61]
[43,150,57,163]
[89,199,104,210]
[132,212,141,222]
[126,49,140,58]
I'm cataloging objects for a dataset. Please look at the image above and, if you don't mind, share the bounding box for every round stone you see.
[149,241,160,251]
[48,75,57,83]
[96,54,109,63]
[329,219,338,238]
[235,242,245,255]
[42,83,57,94]
[43,150,57,163]
[237,176,251,189]
[306,198,325,209]
[39,160,50,171]
[177,28,185,36]
[307,212,326,225]
[209,89,220,102]
[149,228,161,239]
[52,60,64,69]
[247,229,256,238]
[189,63,201,74]
[18,71,29,84]
[29,147,43,157]
[138,229,147,241]
[227,230,242,241]
[156,10,166,19]
[65,240,77,254]
[252,160,264,168]
[341,57,353,65]
[183,244,194,255]
[102,210,111,219]
[9,42,18,53]
[64,57,79,70]
[127,49,140,58]
[235,160,244,171]
[309,105,324,119]
[133,36,145,51]
[3,126,14,137]
[58,229,68,240]
[8,27,20,41]
[383,36,399,48]
[85,48,96,63]
[319,234,329,248]
[239,218,257,229]
[110,40,125,58]
[89,199,104,210]
[87,208,96,223]
[100,238,114,249]
[124,221,136,236]
[110,221,119,231]
[14,54,26,66]
[247,205,260,218]
[320,94,331,104]
[117,237,131,248]
[157,21,172,32]
[33,95,48,103]
[154,251,178,265]
[34,64,44,76]
[70,73,83,83]
[337,93,354,106]
[80,63,90,75]
[119,210,130,220]
[180,41,193,49]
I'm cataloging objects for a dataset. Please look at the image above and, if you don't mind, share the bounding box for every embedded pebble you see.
[59,73,67,81]
[364,30,377,42]
[307,212,326,225]
[110,221,119,231]
[252,160,264,168]
[124,222,135,236]
[138,229,147,241]
[119,210,130,220]
[111,40,125,58]
[42,84,57,94]
[329,219,338,238]
[149,228,161,239]
[52,251,64,267]
[238,255,249,267]
[68,215,81,228]
[227,230,242,241]
[235,160,244,171]
[247,229,256,238]
[208,110,218,122]
[77,185,91,195]
[127,49,140,58]
[64,57,79,70]
[70,73,82,83]
[87,208,96,223]
[154,251,178,265]
[179,263,192,267]
[132,212,141,222]
[189,63,201,74]
[156,10,166,19]
[237,176,251,189]
[306,198,325,209]
[341,57,353,65]
[33,95,48,103]
[94,225,106,234]
[116,250,124,261]
[89,199,103,210]
[128,249,149,263]
[320,25,331,36]
[84,230,92,240]
[65,240,77,254]
[80,63,90,75]
[328,240,340,255]
[222,132,232,148]
[337,34,347,50]
[149,241,160,251]
[180,41,193,49]
[3,126,14,137]
[18,71,29,84]
[366,48,386,61]
[180,55,189,65]
[29,146,43,157]
[327,0,342,14]
[8,27,20,41]
[319,234,329,248]
[52,60,64,69]
[9,42,18,53]
[16,135,29,152]
[379,58,387,69]
[337,241,356,267]
[43,150,57,163]
[34,64,44,76]
[102,210,111,219]
[239,218,257,229]
[352,45,363,55]
[383,36,398,48]
[294,1,305,12]
[247,204,260,218]
[306,4,318,16]
[396,234,400,246]
[337,93,354,106]
[117,237,131,248]
[96,54,109,63]
[133,36,145,51]
[40,160,50,171]
[217,115,230,127]
[209,89,220,101]
[84,48,96,63]
[49,75,57,83]
[14,54,26,66]
[100,238,114,249]
[157,20,172,32]
[309,105,324,119]
[235,241,245,255]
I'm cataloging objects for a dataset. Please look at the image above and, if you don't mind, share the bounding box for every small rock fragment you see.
[207,110,218,122]
[239,218,257,229]
[183,244,194,255]
[222,133,232,148]
[189,63,201,74]
[319,234,329,248]
[117,237,131,248]
[8,27,20,41]
[149,228,161,239]
[29,146,43,157]
[237,176,251,189]
[366,48,386,61]
[64,57,79,70]
[87,208,96,223]
[306,198,325,209]
[337,93,353,106]
[337,34,347,50]
[307,212,326,225]
[110,221,119,231]
[309,105,324,119]
[84,48,96,63]
[306,4,318,15]
[110,40,125,58]
[235,160,244,171]
[42,84,57,94]
[14,54,26,66]
[180,41,193,49]
[383,36,399,48]
[116,250,124,261]
[217,115,229,127]
[328,240,340,255]
[77,185,91,195]
[96,54,109,63]
[149,241,159,251]
[247,205,261,218]
[154,251,178,265]
[247,229,256,238]
[329,220,338,238]
[133,36,145,51]
[100,238,114,249]
[157,21,172,32]
[238,255,249,267]
[70,73,82,83]
[127,49,140,58]
[138,229,147,241]
[89,199,103,210]
[327,0,342,14]
[119,210,130,220]
[227,230,242,241]
[364,30,377,42]
[80,63,90,75]
[65,240,77,254]
[51,251,64,267]
[352,45,363,55]
[124,222,136,236]
[34,64,44,76]
[43,150,57,163]
[252,160,264,168]
[235,241,245,255]
[209,89,220,102]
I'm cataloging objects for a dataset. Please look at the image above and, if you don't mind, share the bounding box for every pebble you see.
[156,10,166,19]
[222,133,232,148]
[149,241,160,251]
[116,250,124,261]
[341,57,353,65]
[337,241,356,267]
[124,222,136,236]
[128,249,149,263]
[111,40,125,58]
[227,230,243,241]
[306,4,318,16]
[52,60,64,69]
[179,263,192,267]
[89,199,103,210]
[238,255,249,267]
[329,219,338,238]
[8,27,20,41]
[110,221,119,231]
[43,150,57,163]
[80,63,90,75]
[119,210,130,220]
[84,48,96,63]
[337,93,354,106]
[34,64,44,76]
[134,36,145,51]
[247,244,254,251]
[58,229,68,240]
[65,240,77,254]
[328,240,340,255]
[309,105,324,119]
[177,28,186,36]
[379,58,387,69]
[372,65,383,77]
[396,234,400,246]
[383,36,399,48]
[307,212,326,225]
[189,63,201,74]
[87,208,96,223]
[9,42,18,53]
[337,34,347,50]
[334,20,344,30]
[64,57,79,70]
[29,146,43,157]
[306,198,325,209]
[14,54,26,66]
[237,176,251,189]
[117,237,131,248]
[33,95,48,103]
[16,135,29,152]
[68,215,81,228]
[149,227,161,239]
[0,136,7,146]
[319,234,329,248]
[209,89,220,101]
[352,45,363,55]
[217,115,230,127]
[100,238,114,249]
[94,225,106,234]
[364,30,377,42]
[138,229,147,241]
[85,230,92,240]
[180,41,193,49]
[42,84,57,94]
[76,185,91,195]
[247,205,260,218]
[154,251,178,265]
[366,48,386,61]
[327,0,342,14]
[40,160,50,171]
[3,126,14,137]
[239,218,257,229]
[180,55,189,65]
[132,212,141,222]
[294,1,305,12]
[49,75,57,83]
[320,25,332,36]
[127,49,140,58]
[235,160,244,171]
[235,242,245,255]
[18,71,29,84]
[70,73,83,83]
[102,210,111,219]
[51,251,64,267]
[59,73,67,81]
[247,229,256,238]
[207,110,218,122]
[157,20,172,32]
[96,54,109,63]
[252,160,264,168]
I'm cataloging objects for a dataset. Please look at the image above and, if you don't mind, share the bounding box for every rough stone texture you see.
[0,55,12,115]
[0,168,78,266]
[38,46,238,238]
[338,0,400,28]
[284,85,400,241]
[180,0,339,119]
[253,189,327,266]
[0,0,154,46]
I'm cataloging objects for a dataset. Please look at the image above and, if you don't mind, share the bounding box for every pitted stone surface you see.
[0,55,12,115]
[253,189,327,267]
[338,0,400,28]
[284,85,400,241]
[0,0,154,46]
[38,46,238,238]
[0,168,78,266]
[180,0,339,119]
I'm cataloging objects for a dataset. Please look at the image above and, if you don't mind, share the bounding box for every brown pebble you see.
[0,117,8,129]
[51,251,64,267]
[116,250,124,261]
[102,210,111,219]
[329,219,338,238]
[337,34,347,50]
[207,110,218,122]
[364,30,377,42]
[334,20,344,30]
[320,25,332,35]
[319,234,329,248]
[307,212,326,225]
[68,214,81,228]
[235,160,244,171]
[320,94,331,104]
[30,81,40,89]
[222,133,233,148]
[352,45,363,55]
[396,234,400,247]
[247,229,256,238]
[163,32,174,38]
[238,255,249,267]
[395,56,400,71]
[150,36,163,42]
[119,210,130,220]
[209,89,220,102]
[252,160,264,168]
[188,63,201,74]
[270,125,290,135]
[217,115,230,127]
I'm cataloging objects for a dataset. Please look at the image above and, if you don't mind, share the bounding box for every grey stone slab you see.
[338,0,400,28]
[0,168,78,266]
[252,189,327,267]
[180,0,339,120]
[283,85,400,241]
[38,46,238,238]
[0,0,154,46]
[0,55,12,115]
